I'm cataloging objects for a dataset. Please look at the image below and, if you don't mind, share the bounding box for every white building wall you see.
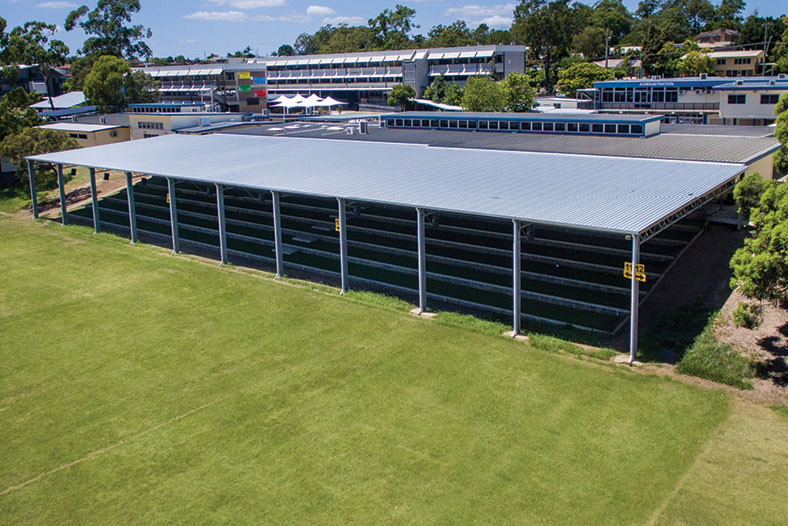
[718,89,783,123]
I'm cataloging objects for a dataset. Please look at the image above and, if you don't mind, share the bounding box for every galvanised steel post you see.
[26,159,38,219]
[271,190,284,278]
[416,207,427,314]
[216,184,228,265]
[337,197,348,294]
[89,167,100,234]
[513,220,521,336]
[126,172,138,244]
[56,164,67,226]
[629,234,640,364]
[167,178,180,254]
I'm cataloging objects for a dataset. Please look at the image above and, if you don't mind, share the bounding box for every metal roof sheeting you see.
[28,134,743,235]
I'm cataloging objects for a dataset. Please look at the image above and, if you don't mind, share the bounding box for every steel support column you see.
[126,172,138,244]
[56,164,67,226]
[513,220,521,336]
[416,207,427,314]
[26,159,38,219]
[167,178,180,254]
[271,190,284,278]
[629,234,640,364]
[89,167,100,234]
[337,197,348,294]
[216,184,228,265]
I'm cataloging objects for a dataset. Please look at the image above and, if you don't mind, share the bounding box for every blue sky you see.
[2,0,785,58]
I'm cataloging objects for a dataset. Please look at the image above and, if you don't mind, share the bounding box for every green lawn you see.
[0,215,781,525]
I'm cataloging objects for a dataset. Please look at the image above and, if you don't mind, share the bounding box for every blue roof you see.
[593,76,787,89]
[40,106,98,118]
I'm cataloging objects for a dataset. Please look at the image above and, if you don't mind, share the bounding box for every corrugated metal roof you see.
[387,111,663,123]
[27,134,743,235]
[234,125,777,165]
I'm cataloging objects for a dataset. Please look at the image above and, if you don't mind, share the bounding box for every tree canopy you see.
[387,84,415,110]
[65,0,152,60]
[557,62,614,97]
[83,55,158,112]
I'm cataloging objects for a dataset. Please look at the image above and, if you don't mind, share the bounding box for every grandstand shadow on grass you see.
[631,225,746,363]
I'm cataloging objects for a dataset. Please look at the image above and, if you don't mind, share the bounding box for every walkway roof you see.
[27,134,744,237]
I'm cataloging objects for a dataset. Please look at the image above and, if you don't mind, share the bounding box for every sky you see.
[1,0,786,58]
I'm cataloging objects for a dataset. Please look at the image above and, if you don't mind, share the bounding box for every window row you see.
[137,121,164,129]
[386,118,644,135]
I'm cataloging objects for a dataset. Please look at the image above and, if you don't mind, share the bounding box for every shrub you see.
[676,326,755,389]
[732,301,762,329]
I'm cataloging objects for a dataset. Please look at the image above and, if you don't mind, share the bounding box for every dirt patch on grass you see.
[715,290,788,404]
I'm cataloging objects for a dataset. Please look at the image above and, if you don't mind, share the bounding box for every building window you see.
[604,124,616,133]
[478,120,488,129]
[531,122,542,131]
[138,121,164,129]
[225,72,235,80]
[521,121,531,131]
[567,122,578,132]
[592,123,603,133]
[617,124,629,134]
[143,133,158,138]
[579,123,590,133]
[716,58,726,65]
[631,124,643,135]
[733,57,752,65]
[728,94,746,104]
[761,94,780,105]
[110,131,118,137]
[489,121,499,130]
[467,120,477,129]
[554,122,565,131]
[430,119,439,127]
[543,122,554,131]
[387,118,395,126]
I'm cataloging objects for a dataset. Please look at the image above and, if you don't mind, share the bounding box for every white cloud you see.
[306,5,335,16]
[35,1,78,8]
[207,0,286,7]
[322,15,365,25]
[179,39,197,44]
[444,3,515,28]
[185,10,250,21]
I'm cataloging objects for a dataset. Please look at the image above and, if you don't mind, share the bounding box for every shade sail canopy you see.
[27,134,744,236]
[316,96,342,107]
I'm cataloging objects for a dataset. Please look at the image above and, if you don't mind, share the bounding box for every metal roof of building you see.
[30,91,86,109]
[37,122,123,133]
[227,124,779,165]
[28,133,743,236]
[386,111,663,123]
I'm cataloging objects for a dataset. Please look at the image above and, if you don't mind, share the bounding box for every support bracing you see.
[216,184,228,265]
[271,190,284,278]
[167,178,180,254]
[27,160,38,219]
[126,172,138,244]
[629,234,640,364]
[89,167,100,234]
[56,164,68,226]
[416,207,427,314]
[338,197,348,294]
[513,219,522,336]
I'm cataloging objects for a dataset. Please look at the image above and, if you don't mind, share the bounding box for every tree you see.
[0,21,69,110]
[65,0,152,60]
[503,72,537,112]
[677,50,714,76]
[64,55,96,91]
[592,0,632,45]
[640,24,669,76]
[713,0,745,30]
[512,0,578,91]
[443,83,464,106]
[83,55,157,112]
[423,75,448,102]
[275,45,295,56]
[0,88,43,142]
[368,5,417,50]
[387,84,415,111]
[573,26,606,59]
[557,62,613,97]
[730,176,787,305]
[0,127,80,184]
[427,21,474,48]
[774,93,788,173]
[461,76,506,112]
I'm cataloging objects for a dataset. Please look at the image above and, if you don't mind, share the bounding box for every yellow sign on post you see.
[623,262,646,282]
[166,193,170,204]
[335,218,340,232]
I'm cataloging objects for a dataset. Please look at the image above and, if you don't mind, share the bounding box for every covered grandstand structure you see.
[27,134,747,362]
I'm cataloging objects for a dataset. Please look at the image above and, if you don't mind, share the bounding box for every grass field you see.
[1,215,786,525]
